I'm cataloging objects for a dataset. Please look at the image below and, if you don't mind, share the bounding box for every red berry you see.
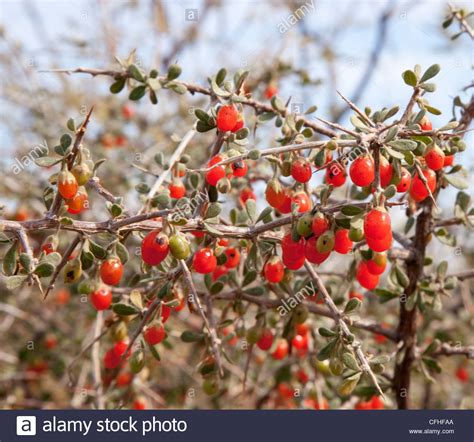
[104,348,121,369]
[132,399,146,410]
[297,368,309,384]
[231,160,248,177]
[364,208,391,241]
[224,247,240,269]
[169,180,186,199]
[456,366,469,383]
[379,156,393,187]
[366,232,392,252]
[113,340,129,358]
[305,236,330,264]
[349,156,375,187]
[424,145,445,171]
[371,395,384,409]
[161,304,171,323]
[396,167,411,193]
[66,190,88,214]
[296,323,309,336]
[141,230,169,266]
[443,155,454,167]
[121,105,134,119]
[264,84,278,99]
[325,163,346,187]
[409,168,436,202]
[292,333,308,351]
[216,105,238,132]
[58,170,78,199]
[349,291,363,301]
[205,155,226,186]
[90,287,112,311]
[311,213,329,237]
[257,329,274,350]
[291,191,311,213]
[265,182,285,208]
[240,187,256,205]
[366,252,387,275]
[283,254,305,270]
[420,116,432,131]
[212,265,229,281]
[100,258,123,286]
[144,324,166,345]
[281,233,305,262]
[116,372,133,387]
[115,134,127,147]
[291,157,312,183]
[356,261,379,290]
[41,242,55,255]
[264,257,285,283]
[334,229,353,254]
[276,188,293,214]
[272,339,289,360]
[193,248,217,274]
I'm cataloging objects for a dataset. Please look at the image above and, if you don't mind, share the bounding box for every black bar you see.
[1,410,473,442]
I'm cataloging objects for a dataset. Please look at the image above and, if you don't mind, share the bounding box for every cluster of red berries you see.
[355,395,384,410]
[265,181,311,214]
[57,160,92,215]
[205,154,249,188]
[103,340,130,370]
[216,105,244,133]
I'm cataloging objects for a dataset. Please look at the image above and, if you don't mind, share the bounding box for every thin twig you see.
[180,259,224,378]
[304,261,385,397]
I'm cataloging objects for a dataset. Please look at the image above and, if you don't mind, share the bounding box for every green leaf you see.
[242,270,257,287]
[341,205,364,216]
[167,64,182,81]
[402,70,418,87]
[112,303,140,316]
[3,241,18,276]
[127,64,145,82]
[445,174,468,189]
[67,118,76,131]
[110,78,126,94]
[116,242,129,265]
[319,327,337,338]
[89,240,107,260]
[129,85,147,101]
[181,330,205,343]
[388,139,418,151]
[216,68,227,85]
[374,288,400,303]
[148,343,161,361]
[394,265,410,288]
[383,184,397,199]
[204,202,221,220]
[34,156,62,168]
[420,83,436,93]
[420,64,440,83]
[342,352,360,371]
[6,275,28,290]
[34,262,55,278]
[210,281,224,295]
[317,339,337,361]
[60,134,72,149]
[424,105,442,115]
[344,298,361,314]
[245,199,257,223]
[244,286,265,297]
[256,206,273,224]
